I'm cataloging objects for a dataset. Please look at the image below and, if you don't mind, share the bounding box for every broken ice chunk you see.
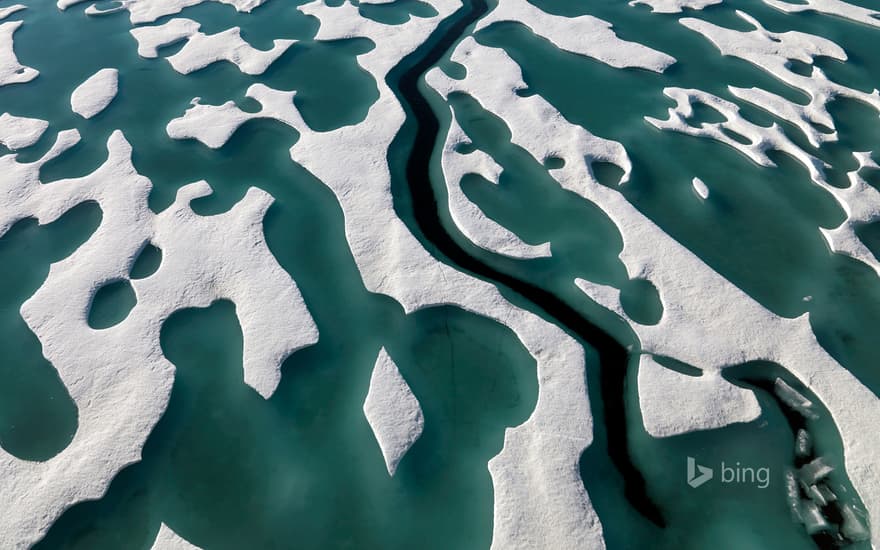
[774,378,819,420]
[799,457,834,486]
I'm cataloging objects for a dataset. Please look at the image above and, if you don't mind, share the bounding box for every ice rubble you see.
[70,68,118,119]
[0,112,47,150]
[0,131,318,548]
[475,0,675,73]
[363,348,424,476]
[58,0,269,25]
[0,20,38,87]
[130,19,294,76]
[151,524,202,550]
[426,36,880,547]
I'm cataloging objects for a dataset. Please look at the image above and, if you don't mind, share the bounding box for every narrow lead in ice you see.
[363,348,424,476]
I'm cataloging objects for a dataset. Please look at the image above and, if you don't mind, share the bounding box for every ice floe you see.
[129,18,202,58]
[637,354,761,437]
[0,4,25,20]
[680,11,880,131]
[166,26,294,75]
[70,68,118,119]
[151,524,202,550]
[131,18,294,76]
[437,110,552,259]
[761,0,880,30]
[475,0,675,73]
[691,176,709,199]
[648,87,880,275]
[0,20,38,87]
[628,0,721,13]
[0,112,47,150]
[284,2,605,547]
[363,348,424,476]
[0,131,318,547]
[167,84,306,148]
[421,34,880,547]
[58,0,269,25]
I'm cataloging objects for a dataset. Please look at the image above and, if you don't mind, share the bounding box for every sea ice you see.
[421,34,880,547]
[0,131,318,547]
[70,68,118,119]
[166,26,294,76]
[167,84,306,149]
[151,524,202,550]
[0,20,38,87]
[0,4,25,21]
[475,0,675,73]
[774,378,819,420]
[363,348,424,476]
[691,177,709,199]
[761,0,880,30]
[58,0,269,25]
[0,112,47,150]
[628,0,721,13]
[636,354,760,437]
[436,109,552,259]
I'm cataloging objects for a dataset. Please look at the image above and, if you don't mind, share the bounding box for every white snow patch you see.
[436,109,552,259]
[476,0,675,72]
[637,354,761,437]
[363,348,424,476]
[167,83,306,148]
[129,18,202,58]
[70,68,118,119]
[0,4,25,20]
[419,34,880,547]
[288,2,605,547]
[151,524,202,550]
[0,112,47,150]
[761,0,880,29]
[629,0,721,13]
[58,0,269,24]
[0,20,38,87]
[0,130,318,548]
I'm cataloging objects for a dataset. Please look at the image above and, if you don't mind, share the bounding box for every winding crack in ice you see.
[0,130,318,548]
[363,348,424,476]
[70,68,118,119]
[0,20,38,87]
[151,524,203,550]
[475,0,675,72]
[424,36,880,548]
